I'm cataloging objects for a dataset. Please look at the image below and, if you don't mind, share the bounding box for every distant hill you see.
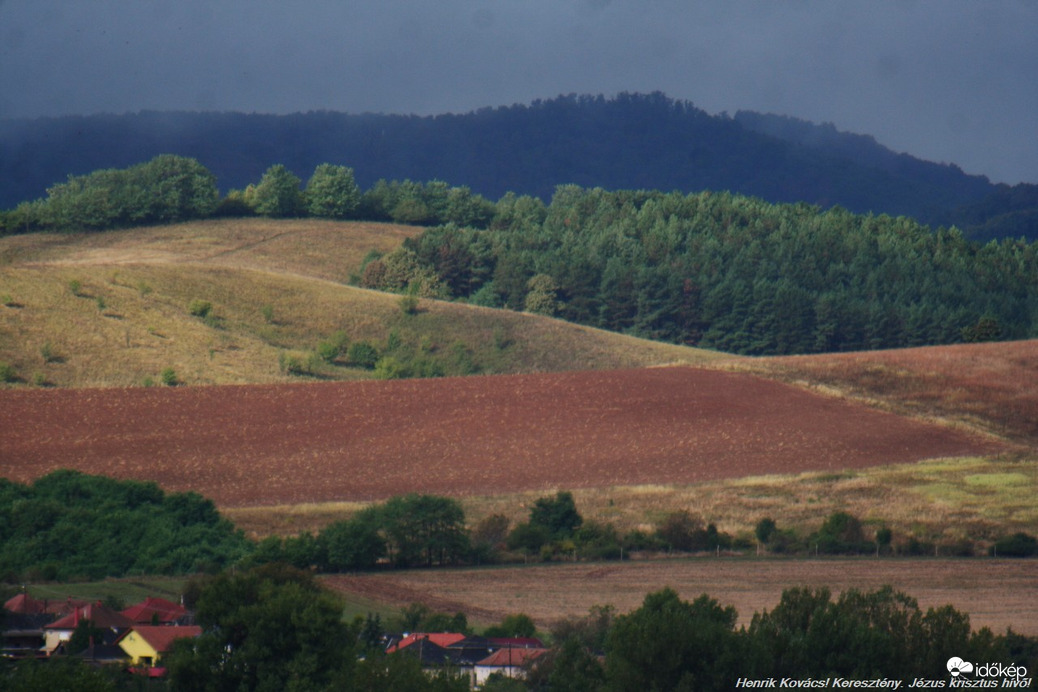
[2,92,1034,239]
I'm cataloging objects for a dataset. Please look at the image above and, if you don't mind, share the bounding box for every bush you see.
[347,341,380,369]
[991,532,1038,557]
[188,299,212,318]
[0,361,17,383]
[160,367,179,386]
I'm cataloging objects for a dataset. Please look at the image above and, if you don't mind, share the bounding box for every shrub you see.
[347,341,380,369]
[160,367,178,386]
[991,532,1038,557]
[316,330,349,363]
[67,279,83,296]
[398,292,419,315]
[0,361,17,382]
[188,299,213,318]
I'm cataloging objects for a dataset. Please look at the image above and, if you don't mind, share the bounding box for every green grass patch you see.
[28,576,187,607]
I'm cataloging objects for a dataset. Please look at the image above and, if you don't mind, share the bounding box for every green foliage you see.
[523,273,561,315]
[12,155,217,232]
[606,587,741,691]
[316,330,349,363]
[746,586,1014,680]
[381,494,470,568]
[0,361,16,383]
[2,657,120,691]
[530,490,583,540]
[160,367,179,386]
[67,278,83,296]
[305,163,361,219]
[0,471,250,580]
[814,510,871,554]
[991,532,1038,557]
[167,565,353,692]
[755,517,777,545]
[483,613,537,638]
[400,186,1038,355]
[250,164,304,217]
[346,341,380,369]
[187,298,212,318]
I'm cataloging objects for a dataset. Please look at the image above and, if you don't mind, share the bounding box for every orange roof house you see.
[474,647,548,687]
[386,632,468,653]
[117,625,203,668]
[120,597,188,625]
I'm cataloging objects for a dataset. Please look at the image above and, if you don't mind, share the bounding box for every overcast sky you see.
[1,0,1035,184]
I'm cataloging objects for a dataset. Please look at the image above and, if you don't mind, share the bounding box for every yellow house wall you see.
[118,631,160,665]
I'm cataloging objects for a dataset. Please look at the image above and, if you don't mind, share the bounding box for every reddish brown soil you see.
[0,367,1006,507]
[764,339,1038,446]
[324,557,1038,635]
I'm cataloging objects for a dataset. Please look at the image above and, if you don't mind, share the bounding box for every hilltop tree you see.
[305,163,361,219]
[251,164,303,217]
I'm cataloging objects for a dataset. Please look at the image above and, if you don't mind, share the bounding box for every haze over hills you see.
[2,93,1035,240]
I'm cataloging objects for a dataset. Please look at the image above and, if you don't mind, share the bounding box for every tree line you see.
[2,472,1036,583]
[0,471,251,581]
[4,155,1036,357]
[6,93,1035,241]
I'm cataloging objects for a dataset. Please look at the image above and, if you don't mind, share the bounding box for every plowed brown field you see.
[323,557,1038,635]
[0,367,1006,507]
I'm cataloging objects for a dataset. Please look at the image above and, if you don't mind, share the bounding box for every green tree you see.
[305,163,361,219]
[524,273,561,315]
[605,588,742,691]
[321,507,386,571]
[755,517,777,553]
[529,491,583,540]
[167,565,353,692]
[251,164,303,217]
[381,494,470,567]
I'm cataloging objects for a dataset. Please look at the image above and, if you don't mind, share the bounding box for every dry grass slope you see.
[0,219,725,387]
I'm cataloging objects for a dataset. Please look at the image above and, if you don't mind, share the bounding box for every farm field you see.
[323,557,1038,636]
[0,366,1007,509]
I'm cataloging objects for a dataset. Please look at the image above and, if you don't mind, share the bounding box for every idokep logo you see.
[947,657,974,677]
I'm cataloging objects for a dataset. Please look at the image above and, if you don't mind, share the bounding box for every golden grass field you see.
[0,219,726,388]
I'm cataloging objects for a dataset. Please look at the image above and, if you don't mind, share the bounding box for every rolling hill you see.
[0,218,1035,548]
[0,218,726,388]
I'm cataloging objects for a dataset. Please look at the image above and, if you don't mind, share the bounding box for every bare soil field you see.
[747,339,1038,447]
[0,367,1007,507]
[323,557,1038,636]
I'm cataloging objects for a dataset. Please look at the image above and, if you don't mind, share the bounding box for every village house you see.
[41,602,134,655]
[117,624,203,671]
[388,632,547,688]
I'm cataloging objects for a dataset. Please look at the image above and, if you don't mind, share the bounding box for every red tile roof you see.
[44,603,134,630]
[120,597,187,624]
[4,593,89,615]
[388,632,467,653]
[477,647,548,667]
[122,625,202,654]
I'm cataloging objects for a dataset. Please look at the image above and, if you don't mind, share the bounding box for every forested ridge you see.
[380,186,1038,355]
[2,150,1036,356]
[2,92,1036,240]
